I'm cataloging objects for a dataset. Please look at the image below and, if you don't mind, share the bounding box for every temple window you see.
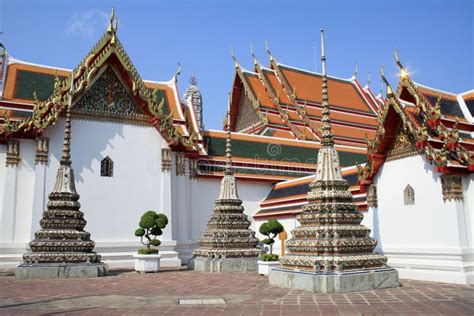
[100,156,114,177]
[403,184,415,205]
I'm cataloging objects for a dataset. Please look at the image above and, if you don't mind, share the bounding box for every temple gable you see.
[72,66,150,123]
[234,90,260,132]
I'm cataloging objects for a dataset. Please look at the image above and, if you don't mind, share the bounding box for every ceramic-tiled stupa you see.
[193,98,260,272]
[269,30,398,293]
[16,73,107,279]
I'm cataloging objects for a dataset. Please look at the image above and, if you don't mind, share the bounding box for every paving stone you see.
[0,269,473,315]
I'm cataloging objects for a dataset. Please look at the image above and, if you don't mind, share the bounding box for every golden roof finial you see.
[381,65,393,97]
[265,40,274,62]
[250,42,258,66]
[231,45,239,68]
[394,48,409,80]
[173,63,182,82]
[107,6,116,34]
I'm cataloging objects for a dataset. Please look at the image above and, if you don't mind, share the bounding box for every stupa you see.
[16,73,107,279]
[193,96,260,272]
[269,30,398,293]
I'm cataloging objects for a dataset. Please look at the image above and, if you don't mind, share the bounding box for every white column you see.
[29,163,47,240]
[158,149,180,268]
[0,165,18,242]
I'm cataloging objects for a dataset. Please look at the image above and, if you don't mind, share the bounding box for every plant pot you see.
[258,260,280,276]
[133,254,161,273]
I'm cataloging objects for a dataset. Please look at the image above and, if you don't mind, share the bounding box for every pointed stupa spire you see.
[189,72,197,86]
[60,72,74,166]
[320,29,334,147]
[224,93,233,176]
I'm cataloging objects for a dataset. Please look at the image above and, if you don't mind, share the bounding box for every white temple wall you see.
[173,177,272,264]
[0,118,181,268]
[0,146,7,238]
[371,154,473,284]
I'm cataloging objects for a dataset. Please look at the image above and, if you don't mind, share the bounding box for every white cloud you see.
[66,9,109,37]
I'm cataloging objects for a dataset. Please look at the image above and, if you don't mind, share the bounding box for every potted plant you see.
[133,210,168,273]
[257,219,284,276]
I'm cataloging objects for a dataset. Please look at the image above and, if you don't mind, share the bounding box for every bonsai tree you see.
[259,219,284,261]
[134,210,168,255]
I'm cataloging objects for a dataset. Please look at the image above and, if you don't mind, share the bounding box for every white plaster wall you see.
[174,176,272,262]
[373,154,473,284]
[375,155,463,249]
[42,118,166,244]
[0,146,6,225]
[12,139,36,243]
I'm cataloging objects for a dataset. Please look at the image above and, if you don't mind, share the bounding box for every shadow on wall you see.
[372,206,382,252]
[47,118,126,183]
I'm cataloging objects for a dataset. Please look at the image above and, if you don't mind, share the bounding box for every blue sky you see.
[1,0,472,130]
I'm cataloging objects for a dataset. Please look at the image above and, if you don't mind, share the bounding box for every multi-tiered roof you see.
[228,44,380,148]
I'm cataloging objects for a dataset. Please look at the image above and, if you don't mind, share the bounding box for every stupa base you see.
[15,262,108,280]
[194,257,258,273]
[269,266,399,293]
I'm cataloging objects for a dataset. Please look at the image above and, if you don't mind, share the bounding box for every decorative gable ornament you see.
[386,128,419,162]
[440,174,463,202]
[403,184,415,205]
[72,66,150,123]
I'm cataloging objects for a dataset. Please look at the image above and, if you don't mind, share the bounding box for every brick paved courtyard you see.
[0,268,473,315]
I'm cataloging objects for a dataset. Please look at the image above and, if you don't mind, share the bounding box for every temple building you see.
[0,11,472,284]
[357,52,474,284]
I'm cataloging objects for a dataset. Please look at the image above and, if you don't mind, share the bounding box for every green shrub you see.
[135,210,168,254]
[138,248,159,255]
[259,219,284,255]
[260,253,279,261]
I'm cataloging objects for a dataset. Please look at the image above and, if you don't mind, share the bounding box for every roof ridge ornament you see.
[173,63,182,82]
[250,42,258,66]
[366,72,371,88]
[353,62,358,79]
[380,65,393,98]
[107,6,116,34]
[265,40,274,62]
[231,45,239,68]
[394,48,409,80]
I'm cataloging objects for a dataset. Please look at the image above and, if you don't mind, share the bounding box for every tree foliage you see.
[259,219,284,255]
[135,210,168,253]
